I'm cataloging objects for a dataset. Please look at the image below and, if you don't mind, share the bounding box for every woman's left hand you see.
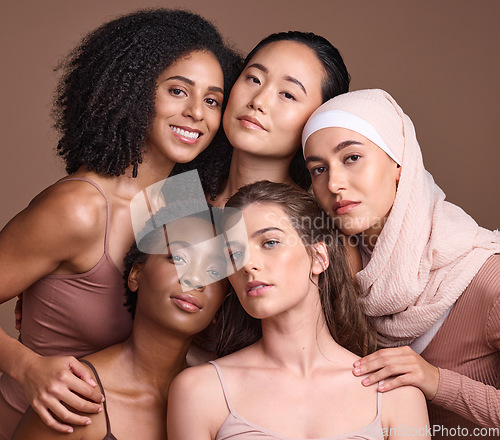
[353,346,440,400]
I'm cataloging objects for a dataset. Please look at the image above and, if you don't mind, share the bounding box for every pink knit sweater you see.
[423,255,500,439]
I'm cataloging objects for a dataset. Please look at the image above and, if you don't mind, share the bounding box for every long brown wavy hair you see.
[217,180,377,357]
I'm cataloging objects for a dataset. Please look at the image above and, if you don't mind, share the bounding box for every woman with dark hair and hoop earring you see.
[0,8,240,438]
[13,205,230,440]
[167,181,430,440]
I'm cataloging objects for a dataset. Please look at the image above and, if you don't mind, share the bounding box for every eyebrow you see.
[170,240,227,261]
[164,75,224,94]
[225,226,284,248]
[284,75,306,95]
[246,63,307,95]
[251,226,284,238]
[305,140,362,164]
[168,240,192,248]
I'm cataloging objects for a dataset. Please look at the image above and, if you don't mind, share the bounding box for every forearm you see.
[431,367,500,428]
[0,328,40,382]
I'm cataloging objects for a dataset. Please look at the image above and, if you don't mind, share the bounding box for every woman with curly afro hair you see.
[0,8,240,438]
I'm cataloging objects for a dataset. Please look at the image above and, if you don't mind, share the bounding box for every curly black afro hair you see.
[54,8,242,195]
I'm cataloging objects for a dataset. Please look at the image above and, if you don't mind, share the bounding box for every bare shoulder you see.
[29,178,107,235]
[383,384,426,407]
[170,362,221,400]
[381,385,429,436]
[168,363,228,439]
[12,405,102,440]
[0,178,109,299]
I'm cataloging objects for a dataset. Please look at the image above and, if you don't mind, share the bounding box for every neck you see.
[95,144,176,201]
[215,149,297,205]
[120,317,192,399]
[361,215,389,251]
[256,287,340,376]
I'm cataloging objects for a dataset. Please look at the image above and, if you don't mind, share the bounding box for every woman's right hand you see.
[22,355,104,433]
[0,180,109,432]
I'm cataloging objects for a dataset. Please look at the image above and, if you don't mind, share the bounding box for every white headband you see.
[302,110,401,165]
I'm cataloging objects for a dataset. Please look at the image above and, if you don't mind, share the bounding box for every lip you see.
[332,200,360,215]
[170,294,202,312]
[170,125,203,144]
[246,280,273,297]
[237,115,265,131]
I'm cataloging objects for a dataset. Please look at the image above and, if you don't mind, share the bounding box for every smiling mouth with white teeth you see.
[170,125,201,139]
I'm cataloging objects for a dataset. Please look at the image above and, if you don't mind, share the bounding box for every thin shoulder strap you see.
[376,385,383,417]
[59,178,111,252]
[80,359,112,436]
[209,360,236,414]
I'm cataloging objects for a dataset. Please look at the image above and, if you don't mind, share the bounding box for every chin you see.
[174,148,208,164]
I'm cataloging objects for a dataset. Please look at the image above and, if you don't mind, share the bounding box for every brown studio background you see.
[0,0,499,339]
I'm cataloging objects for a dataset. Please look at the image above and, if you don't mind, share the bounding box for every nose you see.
[179,269,206,292]
[242,248,262,274]
[328,165,347,194]
[184,95,204,121]
[248,88,270,114]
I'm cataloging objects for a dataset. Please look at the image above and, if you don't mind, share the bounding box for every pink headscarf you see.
[303,89,500,347]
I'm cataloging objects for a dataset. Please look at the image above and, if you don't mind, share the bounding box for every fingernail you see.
[67,427,74,433]
[90,379,97,387]
[100,396,105,403]
[97,406,103,413]
[86,419,92,425]
[362,378,370,385]
[353,360,360,367]
[379,384,385,391]
[353,368,361,375]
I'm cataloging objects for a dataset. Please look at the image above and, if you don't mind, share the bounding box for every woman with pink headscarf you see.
[302,89,500,438]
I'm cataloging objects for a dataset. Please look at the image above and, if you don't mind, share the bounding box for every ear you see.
[311,242,329,276]
[127,263,142,292]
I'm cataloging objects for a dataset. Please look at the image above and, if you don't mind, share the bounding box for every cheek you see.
[207,110,222,132]
[228,271,246,295]
[371,169,397,210]
[203,283,227,314]
[154,95,175,117]
[224,82,244,115]
[312,180,330,208]
[222,97,237,133]
[277,111,303,139]
[280,245,311,276]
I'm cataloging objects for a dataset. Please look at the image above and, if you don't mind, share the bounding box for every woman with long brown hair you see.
[167,181,429,440]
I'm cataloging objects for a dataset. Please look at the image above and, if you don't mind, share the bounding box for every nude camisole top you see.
[209,361,385,440]
[0,178,133,413]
